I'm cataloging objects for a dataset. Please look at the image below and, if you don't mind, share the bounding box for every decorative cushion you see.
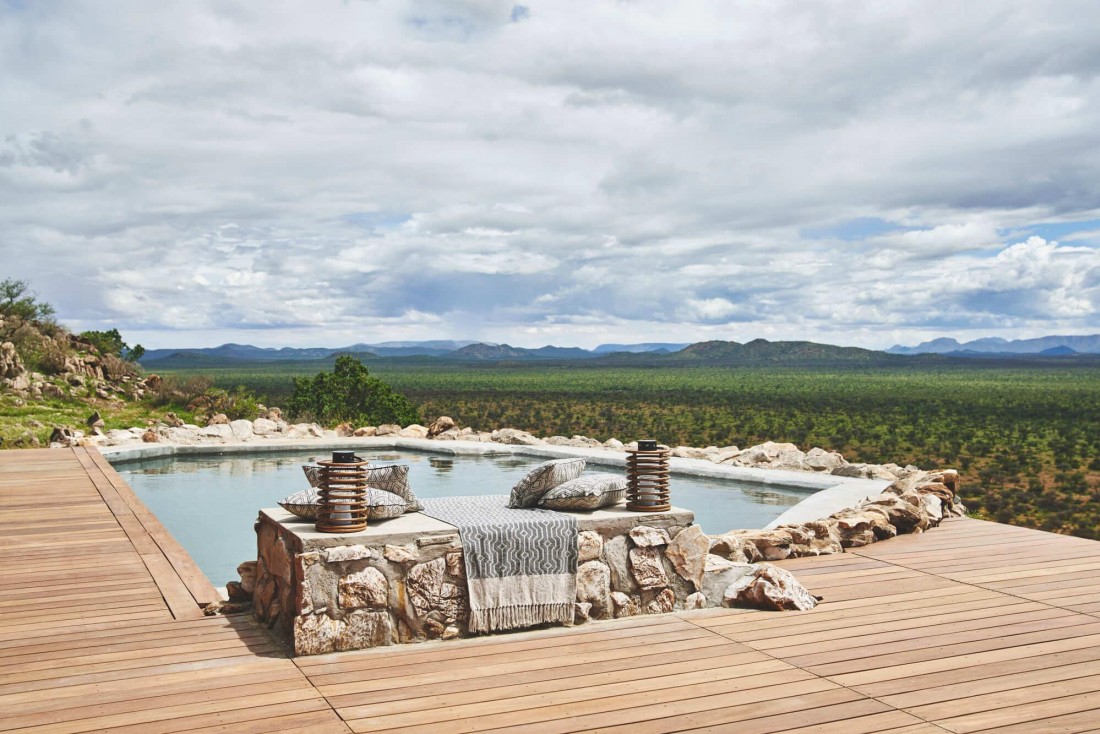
[366,488,408,520]
[302,464,323,488]
[366,464,423,513]
[538,473,628,511]
[278,487,408,521]
[508,457,587,508]
[279,487,320,520]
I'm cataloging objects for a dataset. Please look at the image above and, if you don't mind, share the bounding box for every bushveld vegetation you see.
[152,358,1100,538]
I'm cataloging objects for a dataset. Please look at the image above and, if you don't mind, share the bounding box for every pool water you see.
[115,449,815,586]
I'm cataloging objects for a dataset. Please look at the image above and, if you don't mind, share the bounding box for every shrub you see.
[188,386,262,422]
[287,355,419,427]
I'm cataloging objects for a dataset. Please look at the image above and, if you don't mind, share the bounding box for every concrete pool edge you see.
[99,436,892,528]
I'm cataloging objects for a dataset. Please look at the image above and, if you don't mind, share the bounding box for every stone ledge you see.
[261,504,696,552]
[253,503,702,655]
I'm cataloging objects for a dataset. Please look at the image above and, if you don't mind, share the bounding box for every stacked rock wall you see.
[253,511,745,656]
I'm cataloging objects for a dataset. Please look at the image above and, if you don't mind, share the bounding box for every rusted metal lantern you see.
[626,440,671,512]
[315,452,369,533]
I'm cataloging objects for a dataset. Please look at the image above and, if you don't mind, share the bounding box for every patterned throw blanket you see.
[420,495,578,633]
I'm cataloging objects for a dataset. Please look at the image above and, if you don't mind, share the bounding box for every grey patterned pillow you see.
[538,473,627,511]
[367,488,408,520]
[302,464,323,488]
[508,457,587,508]
[278,487,408,521]
[366,464,423,513]
[279,487,320,520]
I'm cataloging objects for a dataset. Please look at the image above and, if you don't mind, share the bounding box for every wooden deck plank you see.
[5,448,1100,733]
[0,449,349,734]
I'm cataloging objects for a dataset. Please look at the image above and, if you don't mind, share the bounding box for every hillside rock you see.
[490,428,544,446]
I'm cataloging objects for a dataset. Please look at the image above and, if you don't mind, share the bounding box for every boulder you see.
[708,534,751,564]
[202,424,233,440]
[672,445,712,460]
[832,463,898,480]
[208,413,229,425]
[629,526,671,548]
[353,426,377,437]
[665,525,710,587]
[723,564,818,611]
[407,558,446,617]
[446,551,465,578]
[490,428,544,446]
[803,447,846,472]
[569,435,602,447]
[400,424,429,439]
[141,429,159,443]
[684,592,707,610]
[577,531,603,563]
[237,561,257,594]
[336,611,393,650]
[0,341,25,380]
[629,547,669,590]
[252,418,278,436]
[603,438,625,450]
[610,591,642,618]
[383,543,420,563]
[427,416,456,437]
[646,588,676,614]
[698,556,754,601]
[294,614,342,656]
[229,419,254,440]
[338,568,389,610]
[325,545,379,563]
[603,536,638,595]
[375,424,401,436]
[574,601,592,624]
[334,422,354,437]
[576,560,612,619]
[164,412,184,428]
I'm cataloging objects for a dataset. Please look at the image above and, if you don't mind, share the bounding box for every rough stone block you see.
[629,546,669,590]
[338,567,389,610]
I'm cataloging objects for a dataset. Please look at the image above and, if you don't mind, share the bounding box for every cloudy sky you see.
[3,1,1100,350]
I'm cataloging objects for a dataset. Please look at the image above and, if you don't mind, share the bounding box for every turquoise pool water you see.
[114,449,814,586]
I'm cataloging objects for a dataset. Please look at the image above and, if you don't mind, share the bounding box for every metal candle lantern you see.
[626,441,671,512]
[315,452,370,533]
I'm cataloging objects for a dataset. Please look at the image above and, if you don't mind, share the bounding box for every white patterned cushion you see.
[508,457,586,508]
[538,474,627,511]
[278,487,408,521]
[366,464,423,513]
[279,487,320,520]
[367,488,408,520]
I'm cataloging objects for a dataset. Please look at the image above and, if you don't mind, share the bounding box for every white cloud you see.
[3,1,1100,348]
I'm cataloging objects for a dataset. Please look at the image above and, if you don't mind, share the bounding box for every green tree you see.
[79,328,145,362]
[0,278,56,322]
[287,355,419,426]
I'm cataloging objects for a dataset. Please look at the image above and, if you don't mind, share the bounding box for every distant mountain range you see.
[138,334,1100,369]
[888,334,1100,356]
[139,341,689,364]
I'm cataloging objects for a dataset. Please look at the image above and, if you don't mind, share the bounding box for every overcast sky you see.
[3,1,1099,350]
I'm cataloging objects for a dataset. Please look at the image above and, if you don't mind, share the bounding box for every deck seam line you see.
[679,613,955,733]
[848,543,1100,620]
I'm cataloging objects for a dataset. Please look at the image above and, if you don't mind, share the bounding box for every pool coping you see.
[100,437,893,530]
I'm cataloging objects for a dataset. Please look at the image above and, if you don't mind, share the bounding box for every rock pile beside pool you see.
[63,414,927,486]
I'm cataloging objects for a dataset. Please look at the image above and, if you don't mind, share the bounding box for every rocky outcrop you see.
[720,469,964,561]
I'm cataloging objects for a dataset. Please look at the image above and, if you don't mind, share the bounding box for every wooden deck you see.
[3,448,1100,732]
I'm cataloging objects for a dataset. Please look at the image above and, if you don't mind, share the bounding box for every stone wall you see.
[251,507,734,656]
[251,463,965,656]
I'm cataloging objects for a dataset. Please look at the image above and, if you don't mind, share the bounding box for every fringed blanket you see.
[419,495,578,633]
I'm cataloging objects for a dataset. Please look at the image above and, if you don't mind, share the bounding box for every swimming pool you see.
[115,448,816,586]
